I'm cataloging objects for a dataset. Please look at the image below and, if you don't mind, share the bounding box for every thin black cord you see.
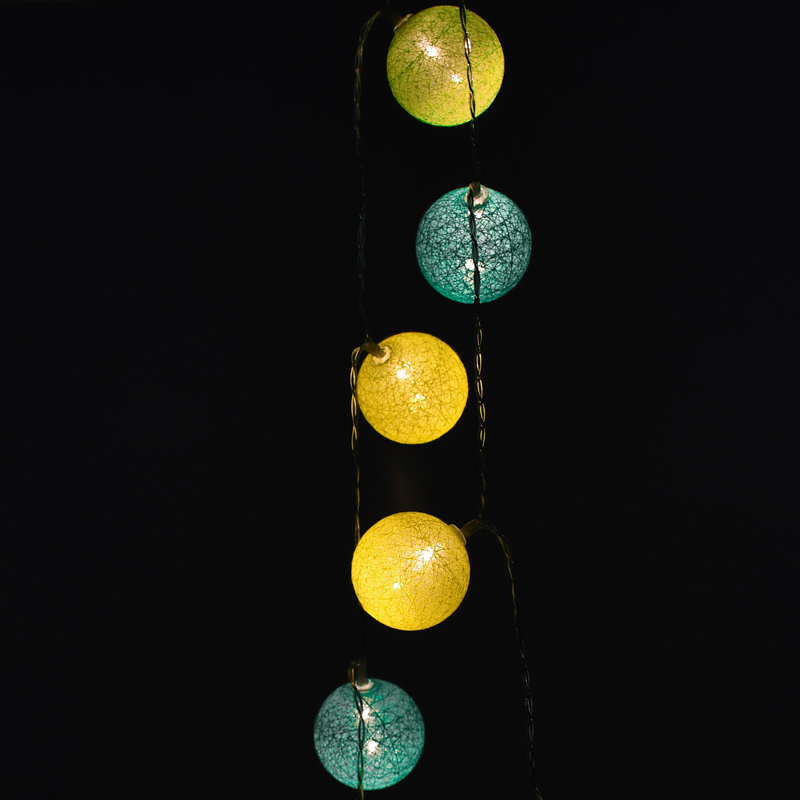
[459,6,542,795]
[467,187,487,521]
[459,2,488,522]
[459,3,482,189]
[348,668,367,799]
[351,20,384,796]
[480,522,544,799]
[350,345,366,549]
[349,343,373,728]
[353,9,383,345]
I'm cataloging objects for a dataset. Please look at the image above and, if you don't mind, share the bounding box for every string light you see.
[356,331,469,444]
[336,5,544,796]
[417,184,531,303]
[351,511,470,631]
[386,5,504,126]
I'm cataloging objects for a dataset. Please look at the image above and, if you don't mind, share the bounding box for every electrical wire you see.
[459,4,543,795]
[350,345,366,549]
[480,521,544,799]
[353,9,383,346]
[349,14,394,796]
[350,17,382,797]
[459,2,482,190]
[348,665,367,799]
[457,3,489,522]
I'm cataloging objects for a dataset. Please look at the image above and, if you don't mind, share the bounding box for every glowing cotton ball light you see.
[356,332,468,444]
[352,511,470,631]
[416,185,531,303]
[314,677,425,790]
[387,6,504,126]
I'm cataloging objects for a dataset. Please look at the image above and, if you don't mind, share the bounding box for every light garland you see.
[315,5,542,795]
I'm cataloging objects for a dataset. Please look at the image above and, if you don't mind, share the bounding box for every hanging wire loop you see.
[476,521,544,798]
[459,3,482,188]
[348,663,367,798]
[350,345,368,548]
[460,0,488,521]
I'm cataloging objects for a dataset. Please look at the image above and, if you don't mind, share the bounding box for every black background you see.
[6,2,797,798]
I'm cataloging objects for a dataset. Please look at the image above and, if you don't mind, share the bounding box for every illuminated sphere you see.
[387,6,504,126]
[416,185,531,303]
[352,511,470,631]
[314,677,425,790]
[356,331,468,444]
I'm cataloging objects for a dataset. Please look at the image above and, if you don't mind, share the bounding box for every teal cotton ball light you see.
[314,678,425,790]
[416,185,531,303]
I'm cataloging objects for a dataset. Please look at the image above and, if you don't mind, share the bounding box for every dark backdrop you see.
[6,2,797,798]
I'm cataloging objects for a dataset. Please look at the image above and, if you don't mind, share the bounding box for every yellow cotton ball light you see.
[356,332,468,445]
[352,511,470,631]
[387,6,504,127]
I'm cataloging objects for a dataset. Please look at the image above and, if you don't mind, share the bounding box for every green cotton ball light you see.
[314,678,425,790]
[387,6,504,126]
[416,185,531,303]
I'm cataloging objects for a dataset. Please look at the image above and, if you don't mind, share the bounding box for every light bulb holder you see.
[459,518,484,539]
[467,182,488,206]
[348,659,374,692]
[385,8,412,30]
[362,340,389,361]
[447,523,467,545]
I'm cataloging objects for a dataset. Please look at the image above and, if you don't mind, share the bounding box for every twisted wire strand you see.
[459,2,482,188]
[353,9,383,344]
[480,521,543,798]
[348,670,367,798]
[351,15,386,745]
[468,188,488,520]
[350,345,373,797]
[350,23,395,786]
[350,345,366,548]
[459,9,540,793]
[460,2,488,520]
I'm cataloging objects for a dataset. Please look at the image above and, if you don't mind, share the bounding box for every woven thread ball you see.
[352,511,470,631]
[314,678,425,790]
[387,6,504,126]
[356,332,468,444]
[416,185,531,303]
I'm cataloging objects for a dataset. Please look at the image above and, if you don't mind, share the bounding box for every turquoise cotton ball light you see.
[416,185,531,303]
[314,678,425,790]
